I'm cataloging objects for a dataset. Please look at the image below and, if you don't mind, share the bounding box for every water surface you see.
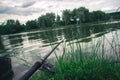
[0,23,120,80]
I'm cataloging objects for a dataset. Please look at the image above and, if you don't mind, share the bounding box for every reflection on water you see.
[0,23,120,80]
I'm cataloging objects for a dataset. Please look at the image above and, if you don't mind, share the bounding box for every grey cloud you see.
[0,0,46,16]
[45,0,83,1]
[0,6,11,14]
[21,1,36,8]
[0,5,44,16]
[48,5,54,8]
[47,4,58,9]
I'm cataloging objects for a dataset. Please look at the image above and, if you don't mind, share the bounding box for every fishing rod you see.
[19,40,63,80]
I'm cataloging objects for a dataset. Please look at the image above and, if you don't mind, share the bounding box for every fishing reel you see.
[19,40,63,80]
[41,61,55,74]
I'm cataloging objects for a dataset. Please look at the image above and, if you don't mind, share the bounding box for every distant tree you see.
[45,13,55,27]
[90,11,106,22]
[15,20,24,32]
[71,8,78,24]
[108,12,120,20]
[62,9,72,25]
[0,19,24,34]
[5,20,19,34]
[38,15,46,28]
[66,7,90,24]
[0,24,5,34]
[56,15,61,23]
[54,15,65,26]
[25,20,38,30]
[89,12,95,22]
[38,13,55,28]
[77,7,89,23]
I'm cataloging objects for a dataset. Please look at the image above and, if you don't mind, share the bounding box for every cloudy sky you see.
[0,0,120,24]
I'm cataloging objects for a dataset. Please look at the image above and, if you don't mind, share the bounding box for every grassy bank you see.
[29,33,120,80]
[30,53,120,80]
[42,58,120,80]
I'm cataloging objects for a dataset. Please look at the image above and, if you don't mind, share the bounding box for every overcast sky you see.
[0,0,120,24]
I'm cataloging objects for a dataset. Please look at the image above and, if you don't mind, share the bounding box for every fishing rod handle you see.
[19,61,42,80]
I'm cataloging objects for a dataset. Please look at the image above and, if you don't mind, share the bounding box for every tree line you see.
[0,7,120,35]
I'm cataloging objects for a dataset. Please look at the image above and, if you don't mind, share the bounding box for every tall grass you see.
[29,29,120,80]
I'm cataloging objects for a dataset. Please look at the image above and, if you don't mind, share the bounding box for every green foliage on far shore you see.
[0,7,120,35]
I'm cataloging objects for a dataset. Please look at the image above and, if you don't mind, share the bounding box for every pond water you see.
[0,23,120,80]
